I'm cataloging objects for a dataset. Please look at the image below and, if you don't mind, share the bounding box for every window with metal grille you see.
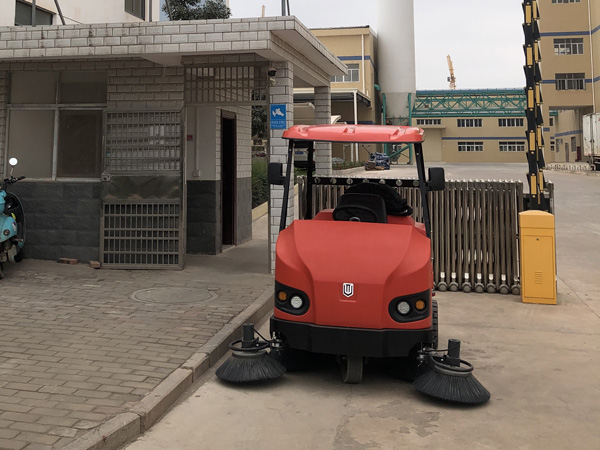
[457,119,482,127]
[331,64,360,83]
[551,141,555,152]
[185,65,268,104]
[458,142,484,152]
[105,111,182,172]
[552,0,580,3]
[125,0,145,19]
[15,0,53,25]
[555,73,586,90]
[416,119,441,125]
[549,118,554,126]
[554,38,584,55]
[499,141,525,152]
[498,118,524,127]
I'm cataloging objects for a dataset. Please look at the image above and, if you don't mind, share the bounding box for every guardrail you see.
[297,177,554,295]
[546,163,592,171]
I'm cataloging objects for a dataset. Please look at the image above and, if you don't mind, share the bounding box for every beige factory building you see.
[539,0,600,163]
[309,27,558,164]
[294,26,380,162]
[298,2,600,166]
[413,89,557,163]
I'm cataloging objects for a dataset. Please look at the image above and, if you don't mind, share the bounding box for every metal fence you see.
[297,177,554,295]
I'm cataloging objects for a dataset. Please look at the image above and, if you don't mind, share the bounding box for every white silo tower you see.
[376,0,417,124]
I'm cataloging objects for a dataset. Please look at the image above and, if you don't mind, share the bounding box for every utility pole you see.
[54,0,66,25]
[523,0,549,211]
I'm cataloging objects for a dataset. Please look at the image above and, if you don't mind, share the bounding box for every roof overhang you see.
[294,88,371,107]
[0,16,346,88]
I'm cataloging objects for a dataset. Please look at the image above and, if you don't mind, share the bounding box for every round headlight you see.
[290,295,304,309]
[415,300,426,311]
[397,301,411,315]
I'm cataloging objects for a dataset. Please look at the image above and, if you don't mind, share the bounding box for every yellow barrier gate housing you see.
[519,211,557,304]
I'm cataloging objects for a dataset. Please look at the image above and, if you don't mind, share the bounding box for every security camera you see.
[268,67,277,77]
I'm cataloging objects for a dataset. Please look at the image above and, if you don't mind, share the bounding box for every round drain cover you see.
[132,287,217,303]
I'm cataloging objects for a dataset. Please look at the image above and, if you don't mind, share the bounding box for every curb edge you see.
[64,287,274,450]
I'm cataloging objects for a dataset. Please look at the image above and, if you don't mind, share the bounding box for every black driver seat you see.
[332,193,387,224]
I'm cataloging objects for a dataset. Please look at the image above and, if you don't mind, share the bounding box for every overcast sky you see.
[228,0,526,91]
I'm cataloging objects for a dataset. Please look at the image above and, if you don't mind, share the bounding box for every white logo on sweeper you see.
[343,283,354,298]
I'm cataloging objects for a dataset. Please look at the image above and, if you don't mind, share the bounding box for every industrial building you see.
[298,26,379,162]
[539,0,599,163]
[305,1,600,166]
[292,2,416,163]
[413,89,557,163]
[0,1,344,270]
[310,28,544,164]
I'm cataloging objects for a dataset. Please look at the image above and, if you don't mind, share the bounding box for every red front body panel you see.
[274,213,433,331]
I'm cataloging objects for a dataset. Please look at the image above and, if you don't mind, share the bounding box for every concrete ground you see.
[124,164,600,450]
[125,284,600,450]
[0,215,273,449]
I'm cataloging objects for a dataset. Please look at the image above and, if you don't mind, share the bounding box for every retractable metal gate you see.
[101,111,183,269]
[298,177,554,294]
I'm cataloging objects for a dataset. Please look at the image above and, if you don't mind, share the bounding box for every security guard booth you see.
[519,210,557,304]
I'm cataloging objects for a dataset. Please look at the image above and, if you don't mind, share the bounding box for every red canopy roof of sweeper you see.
[282,124,425,144]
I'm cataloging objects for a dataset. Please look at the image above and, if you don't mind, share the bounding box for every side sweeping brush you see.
[216,323,286,384]
[414,339,490,405]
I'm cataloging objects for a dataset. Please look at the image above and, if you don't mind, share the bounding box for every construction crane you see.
[446,55,456,90]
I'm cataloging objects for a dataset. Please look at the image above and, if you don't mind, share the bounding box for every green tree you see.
[252,106,268,140]
[163,0,231,21]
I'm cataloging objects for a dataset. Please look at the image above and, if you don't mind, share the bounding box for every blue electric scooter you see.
[0,158,25,279]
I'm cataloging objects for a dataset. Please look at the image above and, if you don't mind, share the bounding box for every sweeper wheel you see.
[341,355,363,384]
[0,263,4,280]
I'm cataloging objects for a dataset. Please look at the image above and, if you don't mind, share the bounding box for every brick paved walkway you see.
[0,227,272,449]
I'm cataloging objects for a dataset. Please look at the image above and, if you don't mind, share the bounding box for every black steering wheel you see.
[332,205,380,223]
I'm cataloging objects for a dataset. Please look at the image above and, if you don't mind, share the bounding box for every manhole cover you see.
[131,287,218,303]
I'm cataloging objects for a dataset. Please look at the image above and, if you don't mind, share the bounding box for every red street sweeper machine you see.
[217,124,489,405]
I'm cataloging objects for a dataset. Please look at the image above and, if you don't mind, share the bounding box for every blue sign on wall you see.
[270,104,287,130]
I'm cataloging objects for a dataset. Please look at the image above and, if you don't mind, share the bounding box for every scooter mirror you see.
[8,158,18,167]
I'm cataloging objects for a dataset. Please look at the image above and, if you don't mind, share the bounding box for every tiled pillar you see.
[268,61,294,273]
[314,85,332,176]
